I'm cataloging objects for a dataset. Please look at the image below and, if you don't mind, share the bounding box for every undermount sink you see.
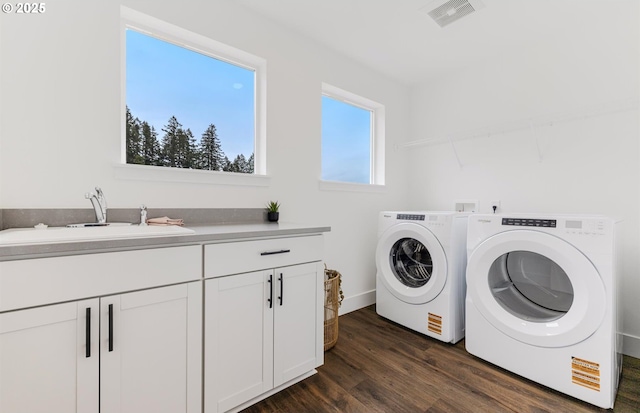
[65,222,134,228]
[0,224,195,246]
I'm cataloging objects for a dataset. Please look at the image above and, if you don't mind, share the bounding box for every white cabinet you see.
[272,263,320,386]
[100,282,202,413]
[0,246,203,413]
[0,230,327,413]
[0,299,99,413]
[205,270,273,412]
[0,282,202,413]
[204,236,324,413]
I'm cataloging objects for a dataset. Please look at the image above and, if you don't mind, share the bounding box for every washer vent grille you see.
[423,0,483,28]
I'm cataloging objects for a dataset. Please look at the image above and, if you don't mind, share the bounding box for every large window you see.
[321,83,385,186]
[121,7,266,177]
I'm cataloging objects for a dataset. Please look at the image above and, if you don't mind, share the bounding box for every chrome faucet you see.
[139,205,148,226]
[85,187,107,224]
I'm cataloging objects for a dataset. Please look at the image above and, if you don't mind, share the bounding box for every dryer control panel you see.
[466,213,614,252]
[502,218,556,228]
[500,217,608,236]
[564,219,608,236]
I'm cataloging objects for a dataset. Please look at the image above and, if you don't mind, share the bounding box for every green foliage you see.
[125,106,254,173]
[266,201,280,212]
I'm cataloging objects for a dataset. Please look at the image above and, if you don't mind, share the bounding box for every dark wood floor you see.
[242,305,640,413]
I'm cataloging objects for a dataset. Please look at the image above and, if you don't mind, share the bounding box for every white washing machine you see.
[465,213,621,409]
[376,211,468,343]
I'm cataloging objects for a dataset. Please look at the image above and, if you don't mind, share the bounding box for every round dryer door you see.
[467,230,606,348]
[376,222,447,304]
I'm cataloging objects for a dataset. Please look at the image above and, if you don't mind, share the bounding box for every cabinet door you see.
[101,282,202,413]
[273,262,322,387]
[0,299,99,413]
[204,271,274,413]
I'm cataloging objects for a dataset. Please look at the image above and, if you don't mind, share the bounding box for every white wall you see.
[3,0,638,356]
[0,0,410,311]
[406,2,640,356]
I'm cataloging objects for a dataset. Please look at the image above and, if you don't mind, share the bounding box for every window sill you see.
[318,180,386,193]
[114,163,271,187]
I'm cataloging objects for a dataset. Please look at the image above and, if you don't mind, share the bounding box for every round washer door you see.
[376,222,447,304]
[467,229,606,348]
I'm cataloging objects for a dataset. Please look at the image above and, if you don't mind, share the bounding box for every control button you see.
[397,214,425,221]
[502,218,557,227]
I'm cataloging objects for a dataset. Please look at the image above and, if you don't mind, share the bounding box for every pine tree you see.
[161,116,182,167]
[141,121,160,166]
[234,154,247,172]
[228,154,252,173]
[126,108,254,173]
[246,153,255,173]
[220,153,254,173]
[177,128,197,169]
[199,124,224,171]
[222,155,232,172]
[125,106,143,164]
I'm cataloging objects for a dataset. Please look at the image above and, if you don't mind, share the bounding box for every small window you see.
[121,7,266,176]
[321,83,385,186]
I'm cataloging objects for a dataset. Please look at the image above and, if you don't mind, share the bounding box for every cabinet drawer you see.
[204,235,323,278]
[0,245,202,312]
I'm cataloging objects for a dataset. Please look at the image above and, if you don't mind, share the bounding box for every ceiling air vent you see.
[421,0,485,28]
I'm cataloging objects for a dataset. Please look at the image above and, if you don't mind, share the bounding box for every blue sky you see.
[321,96,371,184]
[126,29,254,159]
[127,29,371,182]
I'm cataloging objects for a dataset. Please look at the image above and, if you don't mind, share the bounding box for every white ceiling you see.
[235,0,622,85]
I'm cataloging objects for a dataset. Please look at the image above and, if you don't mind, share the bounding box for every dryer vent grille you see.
[422,0,485,28]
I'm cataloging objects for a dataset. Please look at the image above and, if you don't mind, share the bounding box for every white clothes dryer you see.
[465,213,621,409]
[376,211,468,343]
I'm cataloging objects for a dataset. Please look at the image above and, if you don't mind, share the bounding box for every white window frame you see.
[117,6,268,186]
[320,83,385,192]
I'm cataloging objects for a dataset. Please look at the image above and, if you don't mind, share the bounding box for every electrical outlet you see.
[490,200,500,212]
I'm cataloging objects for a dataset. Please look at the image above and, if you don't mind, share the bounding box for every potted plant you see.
[266,201,280,222]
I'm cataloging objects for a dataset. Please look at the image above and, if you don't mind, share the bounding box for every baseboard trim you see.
[623,333,640,358]
[339,289,375,316]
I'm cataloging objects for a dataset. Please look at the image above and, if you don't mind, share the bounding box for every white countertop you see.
[0,222,331,261]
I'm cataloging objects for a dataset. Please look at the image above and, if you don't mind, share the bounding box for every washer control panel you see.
[397,214,425,221]
[502,218,556,228]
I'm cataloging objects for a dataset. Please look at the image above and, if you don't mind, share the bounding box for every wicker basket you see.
[324,265,344,351]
